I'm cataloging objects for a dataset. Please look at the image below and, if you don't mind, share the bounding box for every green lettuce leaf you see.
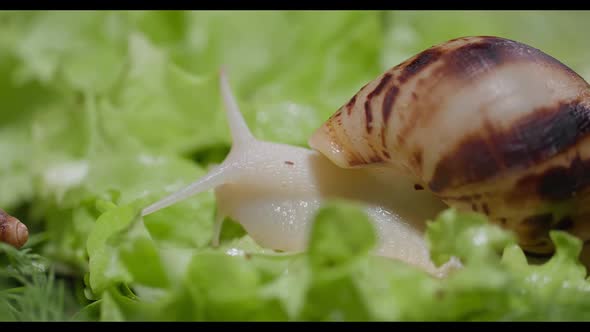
[3,10,590,323]
[426,208,516,266]
[425,210,590,321]
[0,54,57,209]
[382,11,590,80]
[172,11,384,147]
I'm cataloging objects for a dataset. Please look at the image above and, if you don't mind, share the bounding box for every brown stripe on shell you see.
[379,49,442,147]
[398,37,589,150]
[369,73,393,98]
[381,86,399,130]
[429,100,590,193]
[398,48,443,84]
[312,36,590,174]
[434,36,582,82]
[345,95,357,116]
[348,81,372,116]
[429,133,498,193]
[439,38,509,80]
[393,37,511,142]
[365,135,385,164]
[512,155,590,203]
[536,157,590,201]
[364,73,393,134]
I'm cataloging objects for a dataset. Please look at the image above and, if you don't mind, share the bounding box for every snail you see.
[142,36,590,276]
[0,209,29,249]
[142,69,460,277]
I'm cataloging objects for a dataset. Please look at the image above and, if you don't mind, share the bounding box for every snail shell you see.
[0,209,29,249]
[309,36,590,256]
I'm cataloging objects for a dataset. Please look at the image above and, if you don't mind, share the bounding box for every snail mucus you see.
[142,36,590,277]
[0,208,29,249]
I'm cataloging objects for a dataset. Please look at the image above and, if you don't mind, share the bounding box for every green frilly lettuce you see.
[1,11,590,321]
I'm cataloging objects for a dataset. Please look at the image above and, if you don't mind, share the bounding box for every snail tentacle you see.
[141,69,250,217]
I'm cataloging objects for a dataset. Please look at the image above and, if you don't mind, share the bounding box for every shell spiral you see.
[0,209,28,249]
[309,36,590,255]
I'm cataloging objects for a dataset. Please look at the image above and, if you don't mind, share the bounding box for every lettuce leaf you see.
[426,211,590,321]
[382,11,590,79]
[82,196,590,322]
[2,10,590,322]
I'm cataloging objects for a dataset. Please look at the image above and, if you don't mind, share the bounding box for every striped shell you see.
[309,36,590,256]
[0,209,28,249]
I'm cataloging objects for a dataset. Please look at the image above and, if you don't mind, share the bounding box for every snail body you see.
[142,69,460,277]
[142,36,590,276]
[0,209,28,249]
